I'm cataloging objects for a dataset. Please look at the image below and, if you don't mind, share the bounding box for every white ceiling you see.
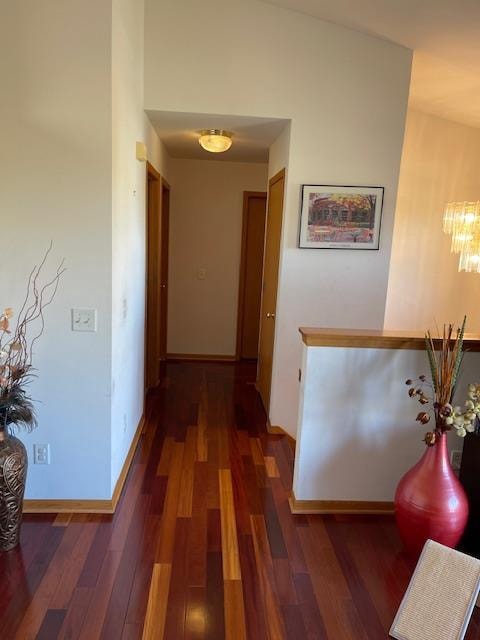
[146,111,289,163]
[262,0,480,128]
[148,2,480,158]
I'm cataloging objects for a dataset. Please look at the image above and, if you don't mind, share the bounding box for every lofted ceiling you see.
[261,0,480,128]
[146,111,289,163]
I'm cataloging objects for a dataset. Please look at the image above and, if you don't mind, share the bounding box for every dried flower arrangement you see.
[406,317,480,446]
[0,247,64,432]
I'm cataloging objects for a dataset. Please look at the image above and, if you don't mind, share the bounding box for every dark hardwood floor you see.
[2,361,480,639]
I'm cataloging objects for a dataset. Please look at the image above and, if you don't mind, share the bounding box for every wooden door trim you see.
[159,180,170,361]
[269,168,285,187]
[256,168,286,412]
[235,191,267,360]
[147,161,161,181]
[145,161,161,394]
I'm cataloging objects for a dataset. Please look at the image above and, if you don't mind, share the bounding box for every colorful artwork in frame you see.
[299,185,384,249]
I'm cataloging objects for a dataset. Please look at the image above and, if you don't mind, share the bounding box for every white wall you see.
[168,159,268,356]
[0,0,113,499]
[111,0,170,490]
[294,344,479,502]
[385,109,480,332]
[0,0,413,501]
[145,0,412,435]
[0,0,168,500]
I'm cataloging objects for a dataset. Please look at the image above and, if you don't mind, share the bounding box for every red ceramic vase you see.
[395,434,469,556]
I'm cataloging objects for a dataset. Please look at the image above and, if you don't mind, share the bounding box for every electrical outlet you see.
[451,450,462,470]
[197,268,206,280]
[34,444,50,465]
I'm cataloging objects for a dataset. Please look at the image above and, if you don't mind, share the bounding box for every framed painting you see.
[299,185,384,249]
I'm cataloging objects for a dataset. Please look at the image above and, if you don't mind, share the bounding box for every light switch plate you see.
[72,308,97,332]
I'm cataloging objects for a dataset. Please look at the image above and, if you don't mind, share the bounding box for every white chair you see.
[390,539,480,640]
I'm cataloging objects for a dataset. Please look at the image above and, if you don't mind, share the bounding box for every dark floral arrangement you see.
[406,317,480,446]
[0,247,64,432]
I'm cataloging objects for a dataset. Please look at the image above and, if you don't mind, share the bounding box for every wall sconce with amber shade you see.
[443,201,480,272]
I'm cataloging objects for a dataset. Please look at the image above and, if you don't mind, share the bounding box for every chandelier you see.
[443,201,480,272]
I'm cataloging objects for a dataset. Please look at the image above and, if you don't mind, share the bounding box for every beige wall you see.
[385,109,480,332]
[145,0,412,435]
[168,158,268,356]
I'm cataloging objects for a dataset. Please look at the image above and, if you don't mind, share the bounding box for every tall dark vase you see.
[394,434,469,557]
[0,428,27,551]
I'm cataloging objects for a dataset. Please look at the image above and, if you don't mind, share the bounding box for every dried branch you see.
[0,246,64,432]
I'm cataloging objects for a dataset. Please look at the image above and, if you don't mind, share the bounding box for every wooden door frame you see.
[235,190,267,360]
[256,168,286,407]
[159,177,171,361]
[268,168,285,190]
[144,161,161,394]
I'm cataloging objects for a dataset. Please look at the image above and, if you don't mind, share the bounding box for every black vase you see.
[0,428,27,551]
[458,432,480,558]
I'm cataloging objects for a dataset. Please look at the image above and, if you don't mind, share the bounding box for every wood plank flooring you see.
[2,361,480,639]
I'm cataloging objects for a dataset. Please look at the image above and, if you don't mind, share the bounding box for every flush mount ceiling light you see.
[198,129,233,153]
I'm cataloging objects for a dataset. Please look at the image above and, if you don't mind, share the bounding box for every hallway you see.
[2,361,480,639]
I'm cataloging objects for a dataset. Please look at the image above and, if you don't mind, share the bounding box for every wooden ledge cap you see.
[299,327,480,351]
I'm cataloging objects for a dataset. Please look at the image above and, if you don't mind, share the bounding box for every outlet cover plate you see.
[34,444,50,465]
[451,450,462,470]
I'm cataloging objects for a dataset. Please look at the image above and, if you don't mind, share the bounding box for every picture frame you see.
[299,184,384,250]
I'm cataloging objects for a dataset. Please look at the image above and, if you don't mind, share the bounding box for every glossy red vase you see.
[394,434,469,556]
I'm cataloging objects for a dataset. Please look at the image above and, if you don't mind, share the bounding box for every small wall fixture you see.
[136,141,147,162]
[198,129,233,153]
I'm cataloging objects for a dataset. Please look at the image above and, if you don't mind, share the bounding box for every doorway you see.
[257,169,285,412]
[236,191,267,359]
[145,163,170,391]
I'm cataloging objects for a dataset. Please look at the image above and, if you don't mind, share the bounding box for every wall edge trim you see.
[266,419,296,448]
[166,353,236,362]
[110,413,146,511]
[23,413,146,515]
[289,492,394,515]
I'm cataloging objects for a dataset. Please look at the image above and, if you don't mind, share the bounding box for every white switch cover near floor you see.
[71,308,97,332]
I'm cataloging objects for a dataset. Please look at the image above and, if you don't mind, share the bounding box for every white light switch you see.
[198,268,206,280]
[72,308,97,332]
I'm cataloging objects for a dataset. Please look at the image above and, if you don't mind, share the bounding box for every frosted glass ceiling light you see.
[198,129,233,153]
